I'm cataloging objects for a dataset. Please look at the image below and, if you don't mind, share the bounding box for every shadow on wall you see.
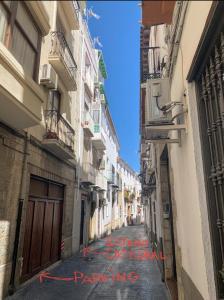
[0,125,27,298]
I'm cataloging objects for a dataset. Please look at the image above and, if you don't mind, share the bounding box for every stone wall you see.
[0,124,77,297]
[0,124,25,299]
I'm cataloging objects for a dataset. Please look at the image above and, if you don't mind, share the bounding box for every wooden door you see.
[21,176,64,282]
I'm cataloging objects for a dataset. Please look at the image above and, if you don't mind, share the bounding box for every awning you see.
[142,1,176,26]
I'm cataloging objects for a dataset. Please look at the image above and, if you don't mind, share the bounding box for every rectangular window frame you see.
[0,1,41,80]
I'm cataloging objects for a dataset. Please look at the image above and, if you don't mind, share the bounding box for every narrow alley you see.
[1,1,224,299]
[7,226,169,300]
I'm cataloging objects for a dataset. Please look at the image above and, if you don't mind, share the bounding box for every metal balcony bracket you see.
[145,124,186,146]
[145,124,186,131]
[79,183,91,191]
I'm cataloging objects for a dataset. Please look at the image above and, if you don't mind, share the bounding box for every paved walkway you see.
[8,225,169,300]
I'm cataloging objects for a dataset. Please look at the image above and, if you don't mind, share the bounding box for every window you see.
[0,1,41,79]
[48,90,61,112]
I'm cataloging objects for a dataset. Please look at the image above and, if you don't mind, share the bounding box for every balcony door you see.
[49,90,61,112]
[21,176,63,282]
[46,90,61,137]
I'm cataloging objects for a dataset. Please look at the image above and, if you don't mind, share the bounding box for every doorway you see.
[21,176,64,282]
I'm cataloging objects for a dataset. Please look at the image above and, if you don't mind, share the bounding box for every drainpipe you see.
[8,132,29,295]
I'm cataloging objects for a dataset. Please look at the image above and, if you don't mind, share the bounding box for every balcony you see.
[81,162,96,186]
[107,171,119,188]
[42,110,75,160]
[141,46,161,83]
[124,190,132,203]
[0,43,44,129]
[84,71,94,96]
[25,1,50,35]
[59,1,79,30]
[142,1,175,26]
[92,124,106,150]
[48,31,77,91]
[96,172,107,191]
[82,111,94,137]
[107,171,115,184]
[117,177,122,191]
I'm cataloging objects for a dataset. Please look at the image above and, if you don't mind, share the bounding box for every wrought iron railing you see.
[141,46,162,82]
[45,110,75,152]
[72,1,80,18]
[107,171,116,184]
[143,72,161,81]
[50,31,77,80]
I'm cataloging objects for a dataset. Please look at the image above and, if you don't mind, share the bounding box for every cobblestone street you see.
[8,226,169,300]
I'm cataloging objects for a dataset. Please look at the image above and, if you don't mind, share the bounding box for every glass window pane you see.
[11,26,35,77]
[49,90,60,111]
[0,4,8,43]
[16,2,38,48]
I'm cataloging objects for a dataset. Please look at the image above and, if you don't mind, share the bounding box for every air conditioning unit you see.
[145,77,172,139]
[145,77,171,123]
[40,64,56,88]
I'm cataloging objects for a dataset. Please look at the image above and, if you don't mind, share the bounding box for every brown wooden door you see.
[21,176,64,282]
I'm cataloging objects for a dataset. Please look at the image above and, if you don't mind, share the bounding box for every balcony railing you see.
[94,124,100,133]
[107,171,116,184]
[93,124,107,147]
[141,46,162,82]
[124,190,133,202]
[83,111,94,136]
[143,72,161,81]
[44,110,75,151]
[72,1,80,19]
[50,31,77,80]
[124,190,130,198]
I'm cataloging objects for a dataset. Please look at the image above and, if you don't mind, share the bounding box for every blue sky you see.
[87,0,140,172]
